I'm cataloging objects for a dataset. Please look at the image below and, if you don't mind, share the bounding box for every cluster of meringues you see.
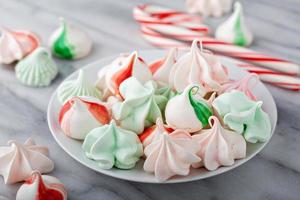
[0,18,92,87]
[57,39,272,182]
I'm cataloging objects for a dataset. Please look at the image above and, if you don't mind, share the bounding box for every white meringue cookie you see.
[186,0,233,17]
[0,138,54,184]
[169,40,229,92]
[149,48,177,86]
[0,29,40,64]
[16,171,67,200]
[59,96,110,140]
[165,84,213,133]
[192,116,246,170]
[96,51,152,99]
[143,118,201,181]
[215,2,253,46]
[49,18,92,59]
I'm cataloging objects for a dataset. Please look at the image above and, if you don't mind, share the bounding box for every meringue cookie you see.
[192,116,246,170]
[212,90,271,143]
[96,51,152,99]
[143,118,201,181]
[169,40,229,92]
[215,2,253,46]
[15,47,58,87]
[59,96,110,140]
[82,120,143,169]
[112,77,167,134]
[57,69,102,104]
[49,18,92,59]
[149,48,177,86]
[186,0,233,17]
[219,73,258,100]
[165,85,213,133]
[0,29,40,64]
[16,171,67,200]
[155,85,177,101]
[0,138,54,184]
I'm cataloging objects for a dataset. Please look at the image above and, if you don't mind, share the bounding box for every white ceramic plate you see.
[47,50,277,183]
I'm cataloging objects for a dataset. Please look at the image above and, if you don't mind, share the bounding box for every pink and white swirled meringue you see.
[0,138,54,184]
[143,119,201,181]
[192,116,246,170]
[59,96,110,140]
[149,48,177,86]
[165,84,214,133]
[169,39,229,92]
[218,73,258,101]
[96,51,152,99]
[16,171,67,200]
[0,29,40,64]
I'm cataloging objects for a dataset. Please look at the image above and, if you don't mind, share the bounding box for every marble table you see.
[1,0,300,199]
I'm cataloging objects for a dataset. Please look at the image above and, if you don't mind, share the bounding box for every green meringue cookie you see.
[82,120,143,169]
[112,77,168,134]
[15,47,58,87]
[155,85,177,100]
[212,90,271,143]
[57,69,101,104]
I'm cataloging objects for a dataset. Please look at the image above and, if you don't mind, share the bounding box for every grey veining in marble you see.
[0,0,300,199]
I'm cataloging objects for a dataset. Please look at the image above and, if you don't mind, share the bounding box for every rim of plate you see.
[47,49,277,184]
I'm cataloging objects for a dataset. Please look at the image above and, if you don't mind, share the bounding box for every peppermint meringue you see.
[149,48,177,86]
[59,96,110,140]
[186,0,233,17]
[0,138,54,184]
[15,47,58,87]
[143,119,201,181]
[49,18,92,59]
[212,90,271,143]
[16,171,67,200]
[0,29,40,64]
[96,51,152,99]
[218,73,258,100]
[112,77,167,134]
[215,2,253,46]
[57,69,102,104]
[192,116,246,170]
[82,120,143,169]
[165,85,213,133]
[169,40,229,92]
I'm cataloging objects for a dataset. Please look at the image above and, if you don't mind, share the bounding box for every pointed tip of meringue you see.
[234,1,242,11]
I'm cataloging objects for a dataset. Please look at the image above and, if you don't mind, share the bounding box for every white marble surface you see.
[0,0,300,199]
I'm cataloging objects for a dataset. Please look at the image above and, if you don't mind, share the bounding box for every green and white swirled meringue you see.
[57,69,101,104]
[112,77,168,134]
[49,18,92,59]
[212,90,271,143]
[15,47,58,87]
[82,120,143,169]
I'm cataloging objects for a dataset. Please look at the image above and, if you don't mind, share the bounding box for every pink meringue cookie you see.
[96,51,152,99]
[16,171,67,200]
[169,39,229,92]
[219,73,258,100]
[59,96,110,140]
[149,48,177,86]
[192,116,246,171]
[143,119,201,181]
[0,138,54,184]
[0,29,40,64]
[165,84,214,133]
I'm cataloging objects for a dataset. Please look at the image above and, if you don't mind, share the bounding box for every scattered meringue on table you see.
[216,2,254,46]
[15,47,58,87]
[0,138,54,184]
[16,171,67,200]
[0,29,40,64]
[185,0,233,17]
[49,18,92,60]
